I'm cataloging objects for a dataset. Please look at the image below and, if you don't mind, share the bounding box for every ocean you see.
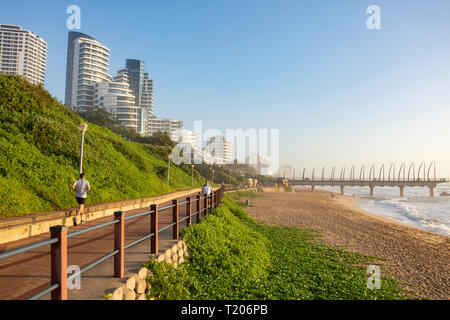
[314,183,450,237]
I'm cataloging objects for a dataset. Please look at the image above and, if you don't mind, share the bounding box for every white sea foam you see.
[312,184,450,237]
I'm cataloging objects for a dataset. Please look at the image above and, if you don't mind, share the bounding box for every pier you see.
[283,162,449,197]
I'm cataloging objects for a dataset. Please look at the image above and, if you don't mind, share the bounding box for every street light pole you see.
[78,123,88,175]
[167,154,172,187]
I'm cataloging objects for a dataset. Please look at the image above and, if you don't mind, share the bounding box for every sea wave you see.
[314,184,450,237]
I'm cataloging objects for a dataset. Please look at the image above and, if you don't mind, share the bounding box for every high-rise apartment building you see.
[65,31,111,111]
[94,69,138,130]
[205,135,234,165]
[147,118,183,136]
[0,24,47,85]
[125,59,155,136]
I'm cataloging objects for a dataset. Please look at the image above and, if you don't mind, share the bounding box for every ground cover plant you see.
[144,194,411,300]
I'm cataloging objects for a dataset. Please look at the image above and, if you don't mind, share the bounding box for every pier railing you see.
[0,186,228,300]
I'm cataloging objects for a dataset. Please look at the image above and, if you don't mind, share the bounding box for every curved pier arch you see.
[379,164,385,181]
[369,165,376,181]
[418,162,425,181]
[407,162,416,181]
[427,161,436,181]
[398,163,405,181]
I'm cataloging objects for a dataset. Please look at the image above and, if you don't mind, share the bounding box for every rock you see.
[126,276,136,291]
[138,268,148,280]
[173,262,178,268]
[112,287,124,300]
[135,278,146,294]
[164,249,172,258]
[178,256,184,264]
[164,255,172,264]
[156,255,165,263]
[177,241,183,249]
[171,253,178,262]
[124,289,136,300]
[177,249,184,257]
[172,244,178,252]
[136,294,146,300]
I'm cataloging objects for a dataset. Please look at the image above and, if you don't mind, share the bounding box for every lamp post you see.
[78,123,88,175]
[167,154,172,187]
[191,164,194,186]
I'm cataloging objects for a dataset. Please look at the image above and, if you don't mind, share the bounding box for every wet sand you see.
[243,189,450,299]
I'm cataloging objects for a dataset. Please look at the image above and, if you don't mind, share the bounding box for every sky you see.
[2,0,450,177]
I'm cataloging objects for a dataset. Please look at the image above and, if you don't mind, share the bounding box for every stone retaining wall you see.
[106,239,189,300]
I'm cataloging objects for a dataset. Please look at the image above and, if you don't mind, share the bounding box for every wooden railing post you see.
[186,196,192,226]
[150,204,158,254]
[172,199,179,240]
[204,194,208,216]
[50,225,68,300]
[196,194,201,223]
[214,191,218,208]
[114,211,125,278]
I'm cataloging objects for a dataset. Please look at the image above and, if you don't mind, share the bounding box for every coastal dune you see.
[243,189,450,299]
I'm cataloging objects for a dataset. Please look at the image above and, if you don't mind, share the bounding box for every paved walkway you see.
[0,192,207,300]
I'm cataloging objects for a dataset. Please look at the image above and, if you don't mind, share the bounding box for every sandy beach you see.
[243,189,450,299]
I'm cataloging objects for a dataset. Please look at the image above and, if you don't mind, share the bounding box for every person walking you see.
[71,173,91,226]
[202,180,212,212]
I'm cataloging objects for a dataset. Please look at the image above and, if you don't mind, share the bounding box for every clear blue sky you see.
[2,0,450,176]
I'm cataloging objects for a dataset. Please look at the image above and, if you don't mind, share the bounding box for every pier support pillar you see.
[399,186,404,198]
[429,187,434,197]
[340,186,344,195]
[369,186,374,198]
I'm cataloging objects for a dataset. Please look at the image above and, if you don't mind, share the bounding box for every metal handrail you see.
[124,232,155,250]
[27,283,59,300]
[1,186,227,300]
[67,249,120,282]
[124,209,153,221]
[0,238,58,261]
[67,219,120,239]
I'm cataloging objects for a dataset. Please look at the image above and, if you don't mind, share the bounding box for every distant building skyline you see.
[0,24,47,85]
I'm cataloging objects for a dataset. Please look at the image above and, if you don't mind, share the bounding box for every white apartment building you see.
[139,72,154,136]
[141,72,154,115]
[205,135,234,165]
[94,69,138,130]
[147,118,183,136]
[0,24,47,85]
[65,32,111,112]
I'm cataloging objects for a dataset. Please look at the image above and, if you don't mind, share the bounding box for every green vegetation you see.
[0,75,205,218]
[194,163,276,186]
[77,108,175,147]
[230,190,266,200]
[144,194,411,300]
[285,185,293,192]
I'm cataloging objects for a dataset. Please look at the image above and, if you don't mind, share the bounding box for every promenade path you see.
[0,194,200,300]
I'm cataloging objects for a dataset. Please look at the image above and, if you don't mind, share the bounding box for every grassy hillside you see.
[144,193,412,300]
[0,75,205,218]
